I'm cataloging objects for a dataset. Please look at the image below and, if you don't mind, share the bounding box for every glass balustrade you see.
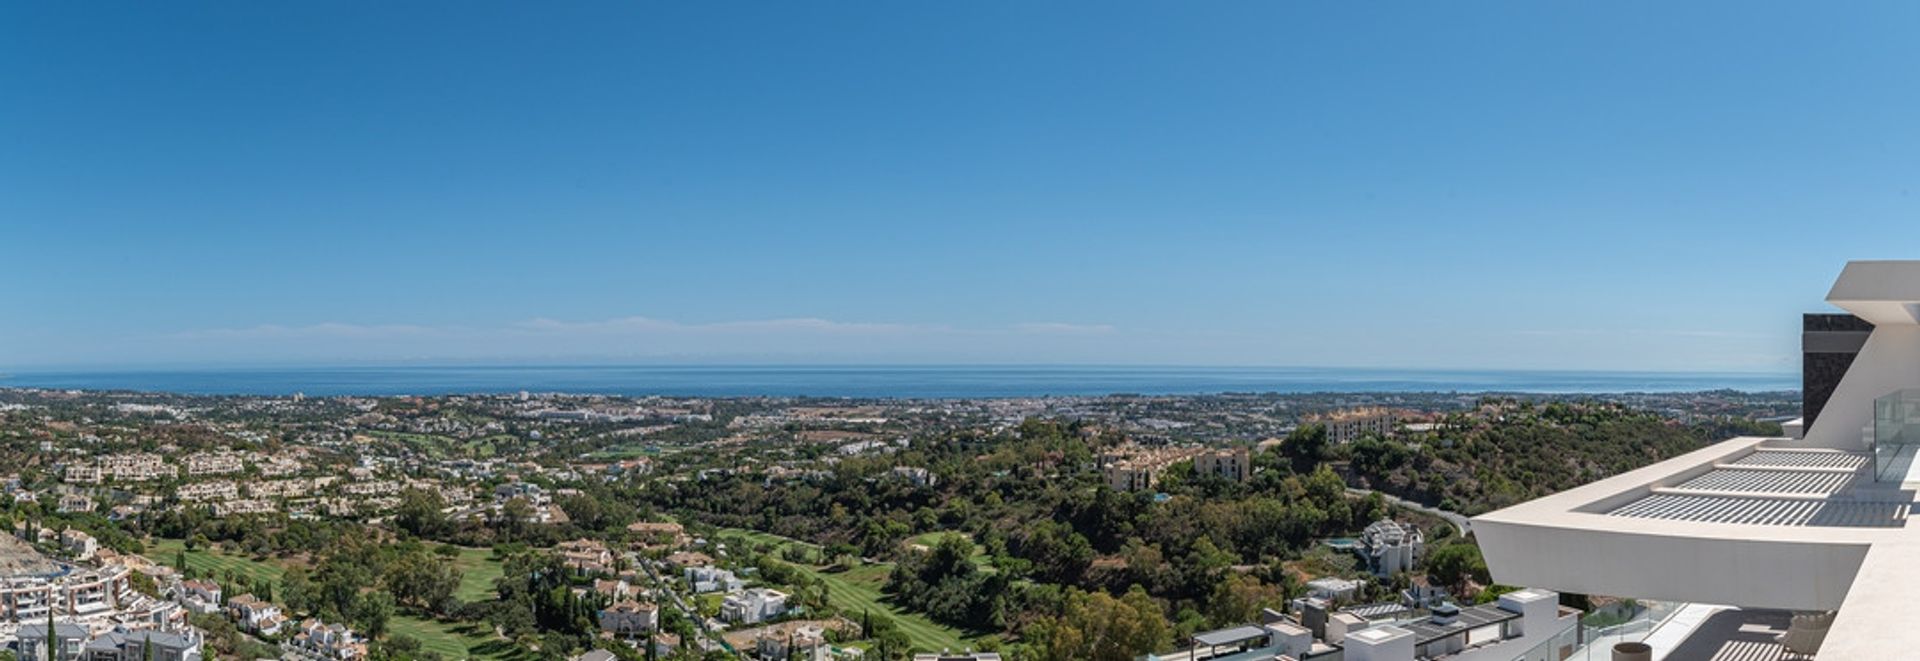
[1873,389,1920,482]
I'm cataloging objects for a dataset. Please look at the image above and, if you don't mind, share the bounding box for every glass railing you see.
[1551,600,1686,661]
[1874,389,1920,482]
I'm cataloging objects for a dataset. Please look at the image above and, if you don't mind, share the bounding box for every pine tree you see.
[141,635,151,661]
[46,616,56,661]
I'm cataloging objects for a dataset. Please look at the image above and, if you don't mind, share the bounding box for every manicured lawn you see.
[449,546,504,602]
[905,531,994,571]
[146,538,287,594]
[389,615,526,660]
[717,528,985,652]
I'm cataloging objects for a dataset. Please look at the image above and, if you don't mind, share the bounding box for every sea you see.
[0,365,1799,399]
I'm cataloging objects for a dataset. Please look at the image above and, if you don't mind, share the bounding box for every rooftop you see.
[1192,625,1269,647]
[1399,604,1520,646]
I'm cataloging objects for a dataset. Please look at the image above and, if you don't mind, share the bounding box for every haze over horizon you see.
[8,2,1920,372]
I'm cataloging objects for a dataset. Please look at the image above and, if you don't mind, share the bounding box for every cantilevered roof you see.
[1726,450,1870,471]
[1607,493,1908,527]
[1827,261,1920,325]
[1672,468,1858,496]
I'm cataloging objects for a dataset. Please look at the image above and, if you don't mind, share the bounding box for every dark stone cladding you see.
[1804,313,1875,333]
[1803,313,1873,426]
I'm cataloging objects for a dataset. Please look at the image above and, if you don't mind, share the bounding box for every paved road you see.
[1347,487,1472,537]
[632,551,727,654]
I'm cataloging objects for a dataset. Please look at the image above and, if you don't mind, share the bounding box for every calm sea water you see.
[0,366,1798,398]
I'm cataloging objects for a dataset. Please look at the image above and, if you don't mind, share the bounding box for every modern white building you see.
[1473,260,1920,659]
[1359,519,1423,577]
[720,588,788,625]
[1147,589,1576,661]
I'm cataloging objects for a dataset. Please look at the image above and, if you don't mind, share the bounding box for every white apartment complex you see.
[1309,408,1398,445]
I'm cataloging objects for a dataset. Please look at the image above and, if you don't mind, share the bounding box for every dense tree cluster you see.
[1340,399,1780,514]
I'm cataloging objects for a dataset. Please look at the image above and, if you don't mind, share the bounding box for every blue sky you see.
[4,2,1918,372]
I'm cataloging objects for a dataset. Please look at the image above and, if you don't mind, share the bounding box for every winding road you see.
[1347,487,1472,537]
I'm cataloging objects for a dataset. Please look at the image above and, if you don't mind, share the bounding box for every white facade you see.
[1360,520,1422,577]
[720,588,788,625]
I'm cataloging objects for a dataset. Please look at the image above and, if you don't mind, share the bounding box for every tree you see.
[394,489,450,539]
[354,592,394,639]
[1280,424,1329,474]
[1426,543,1489,591]
[1027,585,1170,661]
[1207,574,1287,627]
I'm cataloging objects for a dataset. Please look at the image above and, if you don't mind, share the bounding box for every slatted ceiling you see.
[1728,451,1870,470]
[1608,494,1907,528]
[1674,469,1858,495]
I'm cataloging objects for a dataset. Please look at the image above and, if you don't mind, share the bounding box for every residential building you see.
[98,454,170,482]
[554,539,614,576]
[755,624,827,661]
[596,600,657,636]
[182,452,245,477]
[0,578,56,621]
[177,580,221,615]
[286,618,366,661]
[61,567,133,620]
[1309,408,1397,445]
[1305,577,1364,602]
[683,565,741,594]
[17,620,90,661]
[57,494,93,514]
[624,521,686,548]
[227,594,287,635]
[720,588,788,625]
[1358,520,1423,577]
[64,464,102,485]
[61,530,98,562]
[1101,446,1203,492]
[82,628,204,661]
[1193,448,1251,483]
[175,482,238,503]
[1153,589,1575,661]
[889,466,935,487]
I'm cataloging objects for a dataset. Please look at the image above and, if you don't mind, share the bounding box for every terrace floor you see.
[1642,606,1808,661]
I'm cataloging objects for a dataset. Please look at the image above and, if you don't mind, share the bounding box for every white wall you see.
[1805,326,1920,449]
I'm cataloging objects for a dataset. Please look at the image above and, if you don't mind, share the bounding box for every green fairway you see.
[448,546,504,602]
[389,615,526,660]
[146,538,288,594]
[717,528,985,652]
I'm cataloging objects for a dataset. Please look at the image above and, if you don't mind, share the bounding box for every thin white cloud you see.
[1012,322,1117,335]
[176,315,1099,344]
[172,323,447,340]
[1510,329,1770,339]
[511,316,935,335]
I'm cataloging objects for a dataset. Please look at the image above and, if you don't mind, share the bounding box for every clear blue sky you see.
[4,2,1918,372]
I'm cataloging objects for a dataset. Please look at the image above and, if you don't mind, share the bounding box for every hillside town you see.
[0,387,1792,661]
